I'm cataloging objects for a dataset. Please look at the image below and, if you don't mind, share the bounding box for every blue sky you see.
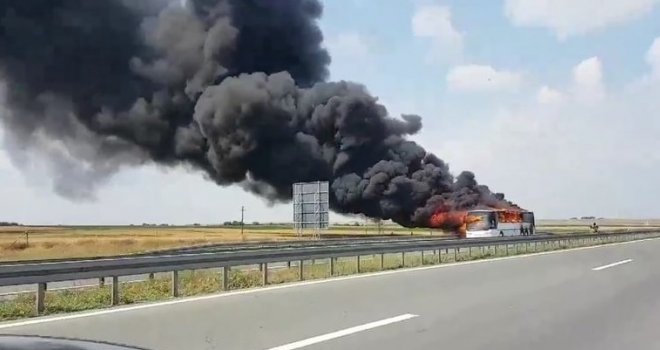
[1,0,660,224]
[322,0,660,124]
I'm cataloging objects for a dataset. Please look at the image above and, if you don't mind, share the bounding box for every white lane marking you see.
[0,236,657,330]
[592,259,633,271]
[266,314,418,350]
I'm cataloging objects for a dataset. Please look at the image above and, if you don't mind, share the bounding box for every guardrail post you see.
[36,282,46,315]
[111,276,119,306]
[262,263,268,286]
[469,247,472,258]
[171,271,179,297]
[505,244,509,255]
[454,248,458,261]
[380,254,384,270]
[299,260,304,281]
[330,257,335,276]
[402,252,406,266]
[259,263,264,272]
[421,251,425,265]
[287,261,291,268]
[222,266,229,291]
[148,273,155,281]
[99,277,105,287]
[357,256,361,272]
[437,250,441,264]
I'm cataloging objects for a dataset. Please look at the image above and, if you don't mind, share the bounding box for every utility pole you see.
[240,206,245,241]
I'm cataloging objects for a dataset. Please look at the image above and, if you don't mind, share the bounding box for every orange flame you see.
[429,211,482,238]
[497,210,523,223]
[429,208,523,238]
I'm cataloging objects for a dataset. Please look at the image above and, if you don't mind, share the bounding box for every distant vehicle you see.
[464,209,535,238]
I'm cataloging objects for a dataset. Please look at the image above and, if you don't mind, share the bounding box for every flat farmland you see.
[0,224,438,262]
[1,219,658,262]
[538,218,660,234]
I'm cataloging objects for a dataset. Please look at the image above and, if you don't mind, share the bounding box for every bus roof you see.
[467,209,533,214]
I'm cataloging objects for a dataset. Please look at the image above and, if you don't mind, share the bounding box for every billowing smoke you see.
[0,0,518,227]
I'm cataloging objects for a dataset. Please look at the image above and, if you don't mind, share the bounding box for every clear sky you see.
[1,0,660,224]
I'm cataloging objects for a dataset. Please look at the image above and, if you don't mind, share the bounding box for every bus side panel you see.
[497,222,523,236]
[465,229,500,238]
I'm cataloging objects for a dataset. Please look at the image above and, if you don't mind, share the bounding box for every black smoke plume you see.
[0,0,516,227]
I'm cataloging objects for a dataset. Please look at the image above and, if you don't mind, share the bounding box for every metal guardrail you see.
[0,235,456,266]
[2,230,658,315]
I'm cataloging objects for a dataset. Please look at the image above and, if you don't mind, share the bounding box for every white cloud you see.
[424,54,660,219]
[412,4,463,62]
[536,86,565,104]
[446,64,523,92]
[325,32,371,61]
[504,0,660,38]
[572,56,605,102]
[647,37,660,78]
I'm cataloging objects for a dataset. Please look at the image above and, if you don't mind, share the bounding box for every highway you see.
[1,237,658,350]
[0,235,455,296]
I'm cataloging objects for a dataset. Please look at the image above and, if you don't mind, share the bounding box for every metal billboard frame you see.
[293,181,329,238]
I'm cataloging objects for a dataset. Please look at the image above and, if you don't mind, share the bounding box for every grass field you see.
[1,219,658,262]
[0,225,439,262]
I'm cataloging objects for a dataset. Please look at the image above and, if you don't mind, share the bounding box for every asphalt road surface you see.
[1,238,659,350]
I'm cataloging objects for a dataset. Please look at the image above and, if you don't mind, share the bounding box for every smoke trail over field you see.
[0,0,517,227]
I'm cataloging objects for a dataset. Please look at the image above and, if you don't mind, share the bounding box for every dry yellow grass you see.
[0,225,441,262]
[3,220,642,262]
[0,226,298,262]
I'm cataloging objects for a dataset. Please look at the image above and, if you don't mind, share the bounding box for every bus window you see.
[488,212,497,229]
[467,211,498,230]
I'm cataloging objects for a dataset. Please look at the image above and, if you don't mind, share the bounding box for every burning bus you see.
[429,208,535,238]
[463,209,535,238]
